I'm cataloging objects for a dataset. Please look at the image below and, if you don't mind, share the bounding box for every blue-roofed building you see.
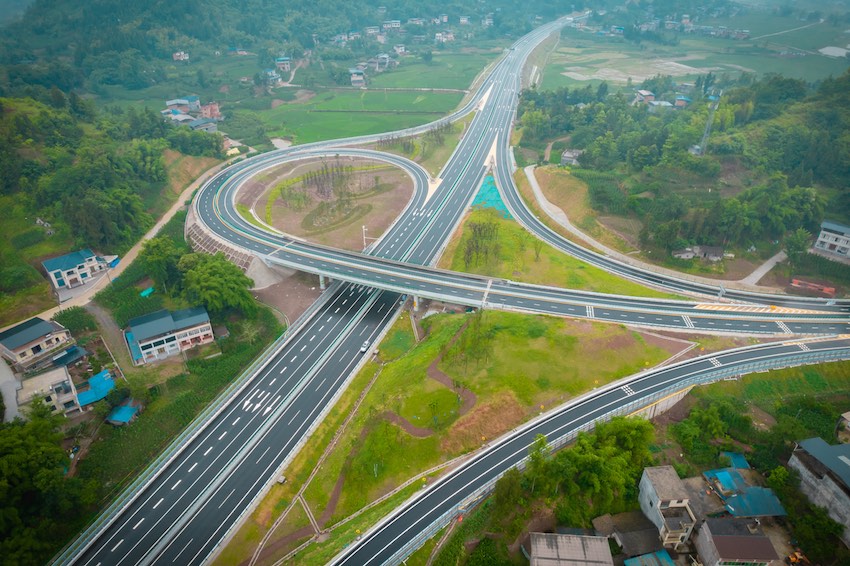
[815,220,850,260]
[0,317,73,371]
[703,468,786,518]
[125,307,214,365]
[76,369,115,406]
[789,437,850,546]
[41,249,109,292]
[720,451,750,469]
[623,549,674,566]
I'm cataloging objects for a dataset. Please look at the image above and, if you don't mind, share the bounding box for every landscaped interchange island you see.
[1,1,850,565]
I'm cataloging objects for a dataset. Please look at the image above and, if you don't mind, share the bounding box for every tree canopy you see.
[183,252,255,315]
[0,401,98,565]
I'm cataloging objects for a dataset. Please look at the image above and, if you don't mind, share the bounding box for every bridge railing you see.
[377,345,850,566]
[51,286,335,565]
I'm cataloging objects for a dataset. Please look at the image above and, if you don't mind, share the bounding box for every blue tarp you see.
[705,468,746,494]
[140,287,155,297]
[725,487,787,517]
[624,550,675,566]
[704,467,787,517]
[107,404,139,424]
[125,330,143,363]
[471,175,513,219]
[77,369,115,406]
[721,451,751,469]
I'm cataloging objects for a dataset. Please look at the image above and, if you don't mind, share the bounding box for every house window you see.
[141,343,152,351]
[45,395,52,402]
[32,344,42,354]
[153,339,165,347]
[81,272,88,279]
[165,336,177,343]
[63,400,76,409]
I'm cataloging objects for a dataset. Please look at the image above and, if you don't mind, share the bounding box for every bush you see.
[52,306,97,333]
[10,228,46,249]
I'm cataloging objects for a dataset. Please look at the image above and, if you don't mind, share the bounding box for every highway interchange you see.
[58,14,850,566]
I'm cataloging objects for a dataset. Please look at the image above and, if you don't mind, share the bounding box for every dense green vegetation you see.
[519,69,850,258]
[0,0,568,99]
[435,418,654,565]
[0,400,99,566]
[0,95,222,317]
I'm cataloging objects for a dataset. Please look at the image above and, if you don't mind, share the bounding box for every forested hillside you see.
[0,0,572,98]
[518,69,850,258]
[0,95,222,309]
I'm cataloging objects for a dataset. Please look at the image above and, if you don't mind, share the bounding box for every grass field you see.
[367,52,501,90]
[256,89,464,144]
[540,18,850,91]
[297,309,670,530]
[439,206,678,299]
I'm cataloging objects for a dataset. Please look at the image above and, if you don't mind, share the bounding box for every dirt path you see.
[751,20,822,41]
[85,303,134,372]
[543,136,570,162]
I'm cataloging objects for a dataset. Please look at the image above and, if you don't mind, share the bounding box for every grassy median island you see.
[440,205,680,299]
[218,307,693,565]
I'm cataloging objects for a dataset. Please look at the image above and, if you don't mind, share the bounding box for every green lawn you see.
[441,207,679,299]
[300,309,670,527]
[257,89,464,143]
[368,52,500,90]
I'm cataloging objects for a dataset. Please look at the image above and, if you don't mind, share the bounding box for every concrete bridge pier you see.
[319,274,328,290]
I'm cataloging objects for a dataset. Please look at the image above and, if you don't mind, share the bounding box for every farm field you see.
[367,51,501,90]
[256,89,465,144]
[540,16,850,91]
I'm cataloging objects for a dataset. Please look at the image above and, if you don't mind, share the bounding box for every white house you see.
[42,249,109,291]
[125,307,214,366]
[814,220,850,259]
[639,466,696,550]
[0,317,73,372]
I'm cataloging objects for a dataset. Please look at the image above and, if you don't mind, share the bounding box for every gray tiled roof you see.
[0,317,56,350]
[821,220,850,235]
[798,437,850,488]
[127,307,209,343]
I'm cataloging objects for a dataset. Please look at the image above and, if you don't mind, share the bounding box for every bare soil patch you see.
[638,331,692,357]
[440,391,526,454]
[252,270,323,326]
[747,403,777,432]
[239,157,414,252]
